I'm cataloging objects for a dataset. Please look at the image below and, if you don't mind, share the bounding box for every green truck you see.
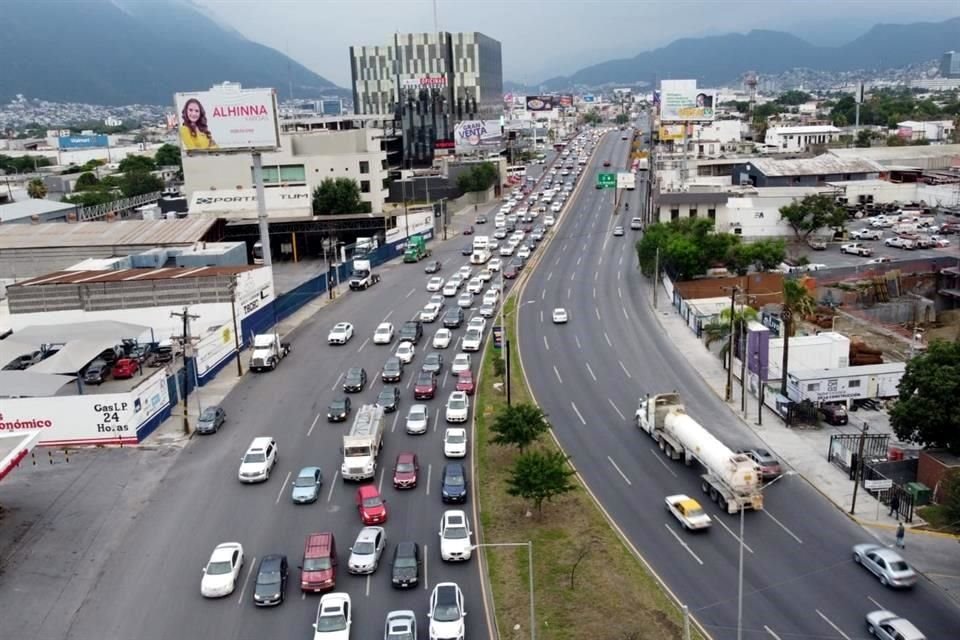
[402,235,431,263]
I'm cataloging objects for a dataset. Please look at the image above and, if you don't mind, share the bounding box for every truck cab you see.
[349,259,380,290]
[403,236,431,263]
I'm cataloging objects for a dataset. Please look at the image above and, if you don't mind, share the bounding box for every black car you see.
[440,462,468,504]
[424,260,442,274]
[343,367,367,393]
[378,386,401,412]
[196,405,227,434]
[421,352,444,374]
[510,257,525,272]
[83,359,111,385]
[327,397,352,422]
[461,243,473,256]
[381,357,404,383]
[819,403,848,426]
[442,308,464,329]
[398,320,423,345]
[252,554,288,607]
[391,541,420,589]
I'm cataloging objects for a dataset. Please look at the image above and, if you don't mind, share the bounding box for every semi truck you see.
[249,333,291,372]
[635,392,763,513]
[348,259,380,290]
[341,404,385,481]
[403,236,431,263]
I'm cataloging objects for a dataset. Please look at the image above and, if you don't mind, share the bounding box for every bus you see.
[506,165,527,179]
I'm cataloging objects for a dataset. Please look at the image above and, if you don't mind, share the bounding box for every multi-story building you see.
[940,51,960,79]
[764,125,842,153]
[349,32,503,166]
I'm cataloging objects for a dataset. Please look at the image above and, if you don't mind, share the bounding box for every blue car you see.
[291,466,323,504]
[440,462,468,504]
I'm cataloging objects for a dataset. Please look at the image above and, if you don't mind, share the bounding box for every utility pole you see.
[171,306,200,435]
[228,277,244,376]
[652,247,660,308]
[724,286,740,402]
[849,423,869,515]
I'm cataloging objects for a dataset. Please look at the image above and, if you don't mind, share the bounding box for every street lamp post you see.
[472,541,534,640]
[737,471,795,640]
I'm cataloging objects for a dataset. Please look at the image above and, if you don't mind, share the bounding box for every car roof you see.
[444,462,465,474]
[319,592,350,610]
[259,554,285,570]
[444,509,466,523]
[434,582,460,603]
[356,526,383,542]
[211,542,241,560]
[358,484,380,497]
[446,427,466,435]
[297,466,320,476]
[397,451,416,463]
[395,541,418,556]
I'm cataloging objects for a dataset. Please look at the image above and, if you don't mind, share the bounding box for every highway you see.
[516,125,960,639]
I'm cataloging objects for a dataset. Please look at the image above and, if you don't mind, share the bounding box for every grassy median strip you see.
[475,296,700,640]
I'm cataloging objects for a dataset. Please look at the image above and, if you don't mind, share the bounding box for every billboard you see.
[401,75,447,89]
[525,95,555,111]
[616,172,635,189]
[559,95,573,108]
[454,119,503,152]
[658,124,688,141]
[660,79,715,122]
[57,135,109,150]
[174,84,280,153]
[189,186,311,216]
[582,94,596,103]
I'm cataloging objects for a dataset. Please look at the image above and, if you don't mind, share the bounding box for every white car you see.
[201,542,245,597]
[347,526,386,575]
[931,235,951,247]
[433,328,453,349]
[865,610,925,640]
[238,437,278,483]
[550,203,562,213]
[429,294,444,307]
[445,391,470,423]
[426,276,445,292]
[373,322,394,345]
[452,353,471,374]
[439,510,473,561]
[516,207,529,216]
[487,258,502,272]
[479,304,496,318]
[665,494,713,530]
[458,265,472,280]
[385,611,417,640]
[313,592,352,640]
[478,268,493,282]
[544,215,556,227]
[421,303,443,323]
[442,281,459,297]
[467,316,487,333]
[461,328,482,352]
[457,292,473,309]
[499,244,515,257]
[443,428,468,458]
[395,341,416,364]
[482,288,499,305]
[429,583,466,640]
[552,308,568,324]
[327,322,354,345]
[516,245,531,260]
[467,277,484,294]
[405,404,430,435]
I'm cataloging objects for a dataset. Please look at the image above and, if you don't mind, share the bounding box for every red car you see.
[503,265,518,279]
[111,357,140,379]
[463,225,474,236]
[356,485,387,525]
[456,370,476,395]
[414,371,438,400]
[392,452,419,489]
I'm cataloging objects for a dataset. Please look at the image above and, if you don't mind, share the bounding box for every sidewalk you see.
[647,281,960,604]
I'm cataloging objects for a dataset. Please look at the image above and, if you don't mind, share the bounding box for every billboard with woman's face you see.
[174,84,280,153]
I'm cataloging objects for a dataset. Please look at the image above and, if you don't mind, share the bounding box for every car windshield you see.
[347,369,362,379]
[418,373,434,383]
[409,409,427,420]
[385,361,400,371]
[449,400,466,410]
[330,400,346,411]
[396,462,415,473]
[353,541,375,555]
[426,354,440,363]
[294,474,316,487]
[686,507,706,518]
[362,496,382,508]
[257,569,281,585]
[303,557,331,571]
[206,560,233,575]
[433,602,461,623]
[315,612,346,633]
[394,554,417,568]
[445,473,465,486]
[447,433,465,443]
[199,407,218,420]
[445,526,468,539]
[376,327,390,335]
[243,452,266,464]
[379,392,395,403]
[889,560,911,571]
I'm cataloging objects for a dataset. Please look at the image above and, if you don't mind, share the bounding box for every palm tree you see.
[703,305,759,368]
[779,278,816,396]
[26,178,47,199]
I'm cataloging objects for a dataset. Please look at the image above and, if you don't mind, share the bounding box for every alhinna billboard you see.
[659,79,715,122]
[174,83,280,153]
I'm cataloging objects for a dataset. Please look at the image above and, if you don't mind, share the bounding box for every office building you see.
[940,51,960,79]
[350,32,503,165]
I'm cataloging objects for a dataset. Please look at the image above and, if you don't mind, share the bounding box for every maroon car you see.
[393,452,419,489]
[503,264,518,279]
[413,371,437,400]
[455,370,475,395]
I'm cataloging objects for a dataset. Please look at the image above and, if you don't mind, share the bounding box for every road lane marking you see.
[763,509,804,544]
[275,471,291,504]
[594,270,599,281]
[867,595,884,610]
[553,366,563,384]
[763,626,783,640]
[357,337,370,352]
[307,413,321,437]
[607,456,632,485]
[382,310,393,322]
[650,449,678,476]
[540,310,543,324]
[594,306,601,320]
[562,243,569,252]
[547,271,553,281]
[664,524,703,565]
[366,575,371,597]
[543,335,549,351]
[576,255,582,266]
[567,288,571,299]
[585,362,597,381]
[714,518,754,554]
[604,332,612,347]
[391,413,400,433]
[607,398,625,420]
[406,372,415,389]
[617,270,621,281]
[406,288,416,298]
[426,464,432,495]
[815,611,851,640]
[331,372,344,391]
[622,305,629,320]
[619,254,624,266]
[574,335,582,350]
[618,360,632,378]
[571,401,586,425]
[236,556,257,604]
[423,544,429,590]
[617,287,623,300]
[442,371,449,387]
[378,467,385,493]
[569,270,576,281]
[541,289,546,301]
[434,408,440,432]
[598,255,604,265]
[593,287,596,299]
[326,471,338,502]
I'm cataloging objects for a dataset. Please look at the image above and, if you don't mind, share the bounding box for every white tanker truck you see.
[636,392,763,514]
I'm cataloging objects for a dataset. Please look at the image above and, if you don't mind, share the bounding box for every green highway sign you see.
[597,172,616,189]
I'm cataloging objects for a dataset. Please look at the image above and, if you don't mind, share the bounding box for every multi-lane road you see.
[517,127,960,638]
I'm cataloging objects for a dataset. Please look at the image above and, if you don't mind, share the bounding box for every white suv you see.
[238,437,278,483]
[445,391,470,423]
[429,583,466,640]
[439,510,473,562]
[443,428,468,458]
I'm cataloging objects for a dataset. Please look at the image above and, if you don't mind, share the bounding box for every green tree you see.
[154,143,182,167]
[937,469,960,525]
[582,112,602,126]
[889,340,960,452]
[26,178,47,199]
[886,135,907,147]
[118,154,156,173]
[779,278,816,397]
[776,90,811,106]
[778,194,847,241]
[490,403,550,451]
[64,190,117,206]
[506,450,577,515]
[74,172,100,191]
[614,113,629,125]
[0,154,51,174]
[703,304,759,365]
[855,129,873,148]
[120,171,163,197]
[311,177,369,215]
[746,239,787,272]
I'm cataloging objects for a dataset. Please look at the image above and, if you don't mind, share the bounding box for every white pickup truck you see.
[841,242,874,257]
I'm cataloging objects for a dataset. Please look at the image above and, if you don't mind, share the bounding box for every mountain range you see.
[537,17,960,90]
[0,0,344,106]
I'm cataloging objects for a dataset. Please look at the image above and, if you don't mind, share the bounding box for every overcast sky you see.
[195,0,960,87]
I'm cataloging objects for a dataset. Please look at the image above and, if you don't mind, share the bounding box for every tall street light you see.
[737,470,796,640]
[472,541,534,640]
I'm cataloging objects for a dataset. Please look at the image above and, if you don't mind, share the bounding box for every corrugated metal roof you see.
[789,362,906,380]
[830,144,960,162]
[745,156,885,177]
[0,198,76,223]
[0,217,217,250]
[658,192,729,205]
[16,265,255,287]
[769,125,841,135]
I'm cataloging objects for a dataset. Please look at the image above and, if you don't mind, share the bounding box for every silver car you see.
[348,526,386,575]
[852,544,917,588]
[384,610,417,640]
[405,404,430,435]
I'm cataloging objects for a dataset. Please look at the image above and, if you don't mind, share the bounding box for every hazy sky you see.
[195,0,960,87]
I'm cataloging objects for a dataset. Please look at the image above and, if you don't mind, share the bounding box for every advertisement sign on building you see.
[582,94,596,103]
[525,96,555,111]
[189,186,312,216]
[401,75,448,88]
[660,79,715,122]
[57,135,109,150]
[454,120,503,151]
[658,124,688,141]
[174,84,280,153]
[559,95,573,108]
[616,172,635,189]
[434,139,455,150]
[747,322,770,382]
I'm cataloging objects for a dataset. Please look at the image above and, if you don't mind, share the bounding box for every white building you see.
[764,125,842,152]
[786,363,906,405]
[182,127,390,213]
[895,120,955,143]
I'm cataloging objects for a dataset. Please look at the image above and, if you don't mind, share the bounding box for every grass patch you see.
[917,504,960,534]
[475,296,700,640]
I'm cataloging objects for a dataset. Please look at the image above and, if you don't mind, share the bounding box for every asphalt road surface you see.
[516,129,960,639]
